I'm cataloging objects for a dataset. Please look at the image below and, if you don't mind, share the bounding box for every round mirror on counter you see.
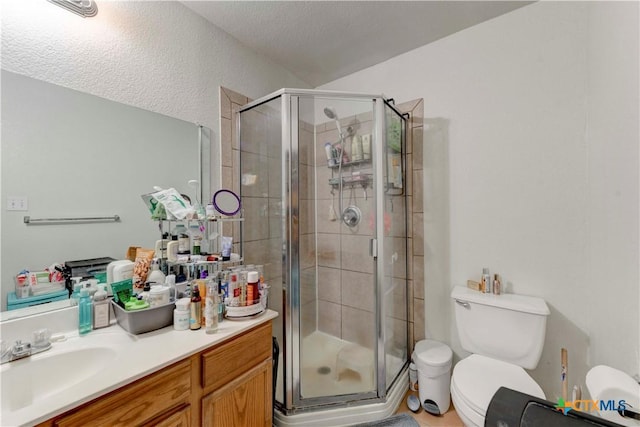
[212,189,241,216]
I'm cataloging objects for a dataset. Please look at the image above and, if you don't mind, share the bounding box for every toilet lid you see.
[451,354,545,416]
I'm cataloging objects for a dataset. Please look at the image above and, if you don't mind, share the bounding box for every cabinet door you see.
[202,359,272,427]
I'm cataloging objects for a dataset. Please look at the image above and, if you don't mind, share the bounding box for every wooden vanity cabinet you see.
[201,322,273,427]
[37,321,272,427]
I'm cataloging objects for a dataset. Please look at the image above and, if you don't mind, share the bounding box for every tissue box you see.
[111,300,175,334]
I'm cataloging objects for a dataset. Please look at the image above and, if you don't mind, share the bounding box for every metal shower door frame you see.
[238,89,408,414]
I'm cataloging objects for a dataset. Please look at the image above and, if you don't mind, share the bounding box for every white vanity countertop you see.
[0,309,278,427]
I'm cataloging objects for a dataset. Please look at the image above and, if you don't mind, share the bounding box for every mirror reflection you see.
[1,70,212,316]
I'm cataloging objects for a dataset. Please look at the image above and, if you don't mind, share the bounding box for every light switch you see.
[7,196,28,211]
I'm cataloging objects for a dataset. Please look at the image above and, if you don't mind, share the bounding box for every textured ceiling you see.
[182,1,534,86]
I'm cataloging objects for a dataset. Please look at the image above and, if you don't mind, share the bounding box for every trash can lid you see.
[413,339,452,368]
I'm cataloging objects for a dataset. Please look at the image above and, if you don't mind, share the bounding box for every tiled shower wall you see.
[219,87,424,353]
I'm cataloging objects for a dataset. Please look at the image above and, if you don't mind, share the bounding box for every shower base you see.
[274,331,408,427]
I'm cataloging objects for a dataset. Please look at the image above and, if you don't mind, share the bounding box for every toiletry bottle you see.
[351,135,363,162]
[197,278,207,326]
[78,288,93,335]
[324,142,336,167]
[93,284,110,329]
[176,224,190,255]
[229,272,239,306]
[147,258,166,285]
[256,265,265,288]
[167,237,179,262]
[70,277,82,306]
[205,281,218,334]
[173,298,190,331]
[362,134,372,160]
[247,271,259,306]
[492,274,501,295]
[220,271,229,299]
[218,292,225,323]
[335,143,350,164]
[138,283,151,302]
[86,279,99,299]
[190,285,202,330]
[155,234,169,260]
[482,268,491,294]
[166,273,177,300]
[239,271,248,306]
[189,224,203,255]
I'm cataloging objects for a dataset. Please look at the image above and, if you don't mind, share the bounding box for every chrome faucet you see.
[1,329,52,365]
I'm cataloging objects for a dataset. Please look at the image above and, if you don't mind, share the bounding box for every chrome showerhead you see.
[324,107,343,139]
[323,107,338,120]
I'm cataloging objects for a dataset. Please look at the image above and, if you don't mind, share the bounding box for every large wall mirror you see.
[1,70,213,316]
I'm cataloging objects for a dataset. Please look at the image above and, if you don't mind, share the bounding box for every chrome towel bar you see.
[24,215,120,224]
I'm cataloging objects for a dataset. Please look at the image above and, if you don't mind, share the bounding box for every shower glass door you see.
[239,90,408,414]
[382,102,408,389]
[294,95,379,405]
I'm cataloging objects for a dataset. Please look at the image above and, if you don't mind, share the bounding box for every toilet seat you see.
[451,354,545,426]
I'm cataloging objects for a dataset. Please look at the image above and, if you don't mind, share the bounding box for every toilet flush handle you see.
[455,299,470,309]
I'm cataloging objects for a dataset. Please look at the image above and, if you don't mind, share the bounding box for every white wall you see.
[320,1,639,398]
[1,0,310,131]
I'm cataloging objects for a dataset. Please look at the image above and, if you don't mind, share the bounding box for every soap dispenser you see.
[147,258,166,285]
[93,284,110,329]
[78,288,93,335]
[70,277,82,306]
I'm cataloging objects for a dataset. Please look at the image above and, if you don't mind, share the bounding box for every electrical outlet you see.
[7,196,28,211]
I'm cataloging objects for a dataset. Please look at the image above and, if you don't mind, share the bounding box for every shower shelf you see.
[327,158,371,169]
[328,173,373,188]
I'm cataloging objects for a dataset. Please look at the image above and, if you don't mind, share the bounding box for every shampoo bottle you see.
[351,135,363,161]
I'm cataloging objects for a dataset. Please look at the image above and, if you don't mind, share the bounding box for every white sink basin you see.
[586,365,640,426]
[1,334,127,412]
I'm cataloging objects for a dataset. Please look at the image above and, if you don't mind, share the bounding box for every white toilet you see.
[450,286,550,427]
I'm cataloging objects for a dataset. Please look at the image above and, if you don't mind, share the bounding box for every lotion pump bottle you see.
[93,284,110,329]
[147,258,166,285]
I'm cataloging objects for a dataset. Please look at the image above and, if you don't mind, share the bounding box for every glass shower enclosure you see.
[237,89,408,415]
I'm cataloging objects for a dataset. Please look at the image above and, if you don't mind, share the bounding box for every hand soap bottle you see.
[78,288,93,335]
[93,284,110,329]
[147,258,166,285]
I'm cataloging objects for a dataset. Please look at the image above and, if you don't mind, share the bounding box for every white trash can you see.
[412,339,453,415]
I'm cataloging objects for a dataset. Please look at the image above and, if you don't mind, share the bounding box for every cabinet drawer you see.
[202,322,271,392]
[143,404,191,427]
[54,358,192,427]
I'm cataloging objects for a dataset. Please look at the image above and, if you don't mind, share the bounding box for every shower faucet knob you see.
[342,206,362,227]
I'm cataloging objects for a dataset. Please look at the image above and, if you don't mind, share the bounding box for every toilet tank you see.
[451,286,550,370]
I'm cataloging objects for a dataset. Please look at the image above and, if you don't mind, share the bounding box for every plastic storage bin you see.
[111,300,175,334]
[7,289,69,311]
[412,339,453,415]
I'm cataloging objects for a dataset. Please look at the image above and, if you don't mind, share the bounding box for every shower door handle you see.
[369,238,377,258]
